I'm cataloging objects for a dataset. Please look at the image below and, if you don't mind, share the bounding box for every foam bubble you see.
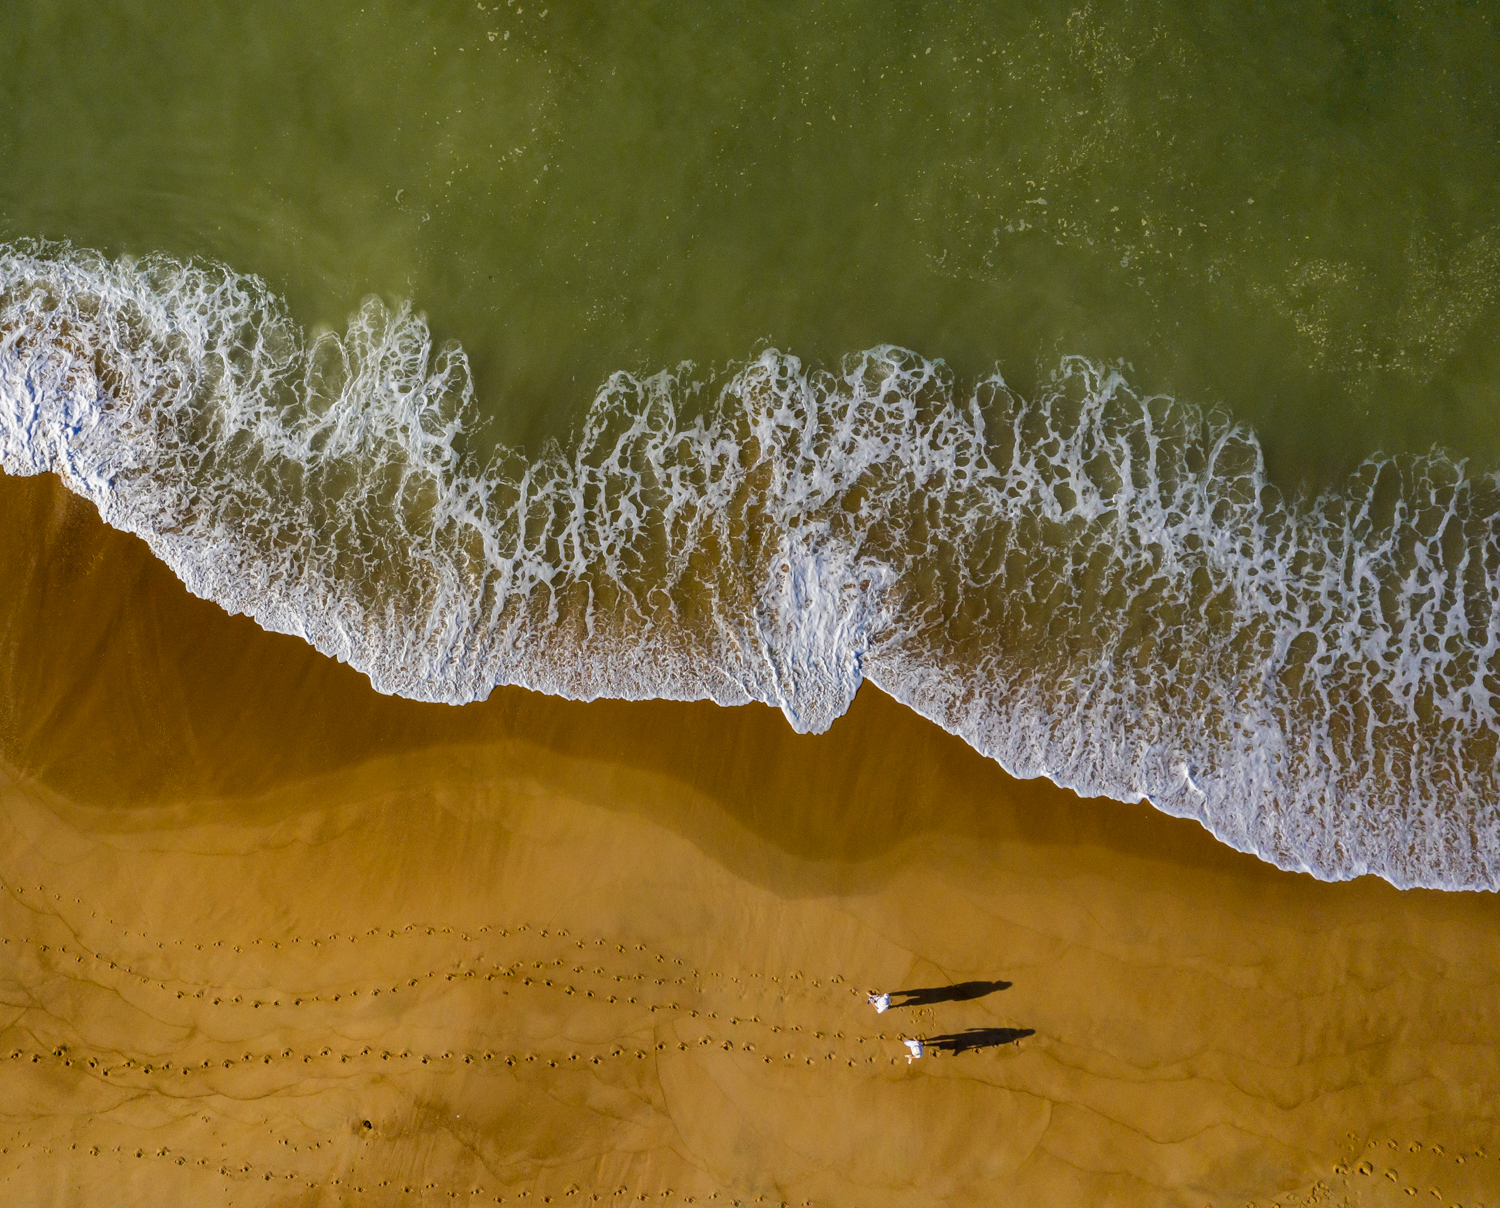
[2,241,1497,889]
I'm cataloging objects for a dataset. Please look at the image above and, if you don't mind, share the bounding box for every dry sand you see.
[1,469,1498,1207]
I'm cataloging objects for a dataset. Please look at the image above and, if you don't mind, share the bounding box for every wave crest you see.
[3,242,1497,888]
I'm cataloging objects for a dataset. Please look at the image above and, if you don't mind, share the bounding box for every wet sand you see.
[2,468,1498,1207]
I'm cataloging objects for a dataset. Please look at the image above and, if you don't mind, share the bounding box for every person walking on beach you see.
[868,992,891,1013]
[903,1038,924,1063]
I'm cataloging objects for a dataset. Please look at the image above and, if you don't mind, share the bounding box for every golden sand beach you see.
[2,467,1498,1207]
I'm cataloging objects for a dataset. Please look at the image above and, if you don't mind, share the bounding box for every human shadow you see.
[890,980,1011,1008]
[924,1027,1035,1055]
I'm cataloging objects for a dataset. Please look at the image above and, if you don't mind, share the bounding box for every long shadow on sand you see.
[890,980,1010,1008]
[924,1027,1035,1055]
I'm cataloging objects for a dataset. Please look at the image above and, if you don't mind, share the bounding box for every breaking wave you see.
[2,241,1497,889]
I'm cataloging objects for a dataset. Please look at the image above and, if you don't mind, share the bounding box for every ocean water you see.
[2,1,1498,888]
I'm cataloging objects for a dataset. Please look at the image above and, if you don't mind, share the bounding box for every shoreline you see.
[3,468,1500,1205]
[5,246,1495,890]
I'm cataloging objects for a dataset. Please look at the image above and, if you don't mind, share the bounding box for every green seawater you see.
[3,0,1499,482]
[4,0,1500,889]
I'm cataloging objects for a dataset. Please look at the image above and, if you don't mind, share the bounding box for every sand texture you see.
[2,468,1499,1207]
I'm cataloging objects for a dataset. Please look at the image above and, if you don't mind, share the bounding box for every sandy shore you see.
[2,468,1498,1207]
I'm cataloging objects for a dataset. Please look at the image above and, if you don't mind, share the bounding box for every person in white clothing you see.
[868,992,891,1013]
[903,1038,924,1063]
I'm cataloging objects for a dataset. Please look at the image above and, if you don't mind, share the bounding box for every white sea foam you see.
[2,242,1497,889]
